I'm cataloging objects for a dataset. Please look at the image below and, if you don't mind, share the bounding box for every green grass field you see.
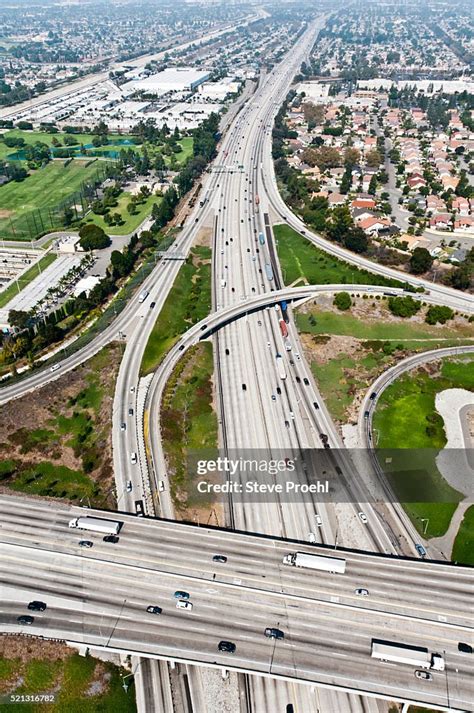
[86,192,161,235]
[373,356,474,537]
[0,129,134,160]
[452,505,474,565]
[296,309,473,341]
[0,160,107,224]
[0,653,136,713]
[274,224,403,288]
[141,246,212,374]
[0,252,57,308]
[162,342,217,512]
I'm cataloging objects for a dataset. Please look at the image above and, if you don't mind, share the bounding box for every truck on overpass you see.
[283,552,346,574]
[68,516,122,535]
[371,640,445,670]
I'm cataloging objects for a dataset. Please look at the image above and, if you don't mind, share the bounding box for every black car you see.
[242,383,247,391]
[27,601,46,612]
[218,641,236,653]
[303,378,309,385]
[276,387,281,395]
[213,555,227,563]
[313,401,319,410]
[103,535,119,543]
[17,615,34,625]
[458,642,473,654]
[265,627,284,640]
[150,301,156,309]
[146,605,162,615]
[79,540,93,548]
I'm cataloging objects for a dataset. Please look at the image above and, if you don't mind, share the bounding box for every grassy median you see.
[141,246,212,374]
[161,342,218,517]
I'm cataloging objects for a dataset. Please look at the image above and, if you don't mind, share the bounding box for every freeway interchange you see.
[0,495,472,712]
[0,14,473,713]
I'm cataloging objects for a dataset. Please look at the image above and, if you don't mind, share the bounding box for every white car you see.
[176,600,193,611]
[307,532,316,543]
[358,512,368,523]
[126,480,132,492]
[315,515,323,527]
[158,480,166,492]
[130,453,137,465]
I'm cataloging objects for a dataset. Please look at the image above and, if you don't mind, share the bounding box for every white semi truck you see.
[283,552,346,574]
[371,640,445,671]
[68,517,122,535]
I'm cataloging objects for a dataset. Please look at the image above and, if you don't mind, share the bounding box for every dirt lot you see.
[0,343,123,506]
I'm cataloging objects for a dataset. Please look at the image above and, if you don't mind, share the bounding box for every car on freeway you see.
[176,600,193,611]
[27,601,46,612]
[128,407,134,416]
[174,591,189,600]
[415,544,427,558]
[213,555,227,563]
[415,670,432,681]
[303,378,309,385]
[369,392,377,400]
[126,480,132,492]
[284,420,290,428]
[355,588,369,596]
[289,411,295,420]
[271,395,276,401]
[458,642,473,654]
[315,515,323,527]
[120,422,126,431]
[307,532,316,543]
[150,301,156,309]
[264,628,284,640]
[79,540,93,548]
[17,615,34,625]
[103,535,119,544]
[158,480,166,492]
[146,605,162,615]
[218,641,236,653]
[130,452,137,465]
[276,387,281,395]
[130,386,135,393]
[358,512,368,524]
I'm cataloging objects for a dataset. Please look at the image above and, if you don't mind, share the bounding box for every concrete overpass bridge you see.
[0,494,471,712]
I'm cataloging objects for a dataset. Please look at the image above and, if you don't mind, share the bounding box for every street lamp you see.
[120,672,134,693]
[421,518,429,536]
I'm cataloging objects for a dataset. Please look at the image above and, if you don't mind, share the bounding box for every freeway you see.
[0,495,472,712]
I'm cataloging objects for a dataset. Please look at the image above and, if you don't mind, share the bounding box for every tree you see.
[425,305,454,325]
[326,205,352,243]
[78,224,110,251]
[365,149,382,168]
[368,174,377,195]
[344,228,368,254]
[344,147,360,168]
[8,309,30,330]
[387,296,421,318]
[409,247,433,275]
[333,292,352,311]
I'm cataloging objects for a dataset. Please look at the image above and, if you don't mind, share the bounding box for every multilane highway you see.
[0,496,472,712]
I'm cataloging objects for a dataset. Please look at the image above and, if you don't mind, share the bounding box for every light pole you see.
[421,518,429,536]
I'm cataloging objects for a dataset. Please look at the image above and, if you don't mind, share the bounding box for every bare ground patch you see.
[0,343,123,505]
